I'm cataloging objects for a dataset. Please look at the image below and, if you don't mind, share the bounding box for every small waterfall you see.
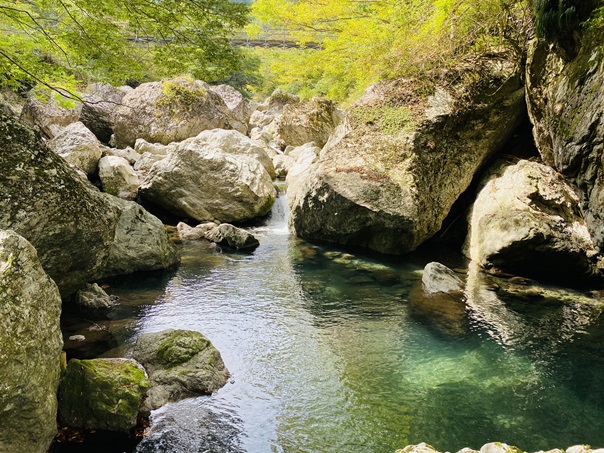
[265,188,289,234]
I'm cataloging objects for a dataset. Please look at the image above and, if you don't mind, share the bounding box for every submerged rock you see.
[112,78,232,148]
[133,329,230,414]
[0,112,178,297]
[289,55,525,255]
[205,224,260,250]
[58,358,149,432]
[465,160,599,285]
[0,230,63,453]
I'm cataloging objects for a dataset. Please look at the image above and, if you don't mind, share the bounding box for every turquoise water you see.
[91,194,604,453]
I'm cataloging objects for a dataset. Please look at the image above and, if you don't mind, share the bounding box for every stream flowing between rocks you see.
[59,191,604,453]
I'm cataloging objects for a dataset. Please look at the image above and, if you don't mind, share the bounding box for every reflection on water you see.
[66,193,604,453]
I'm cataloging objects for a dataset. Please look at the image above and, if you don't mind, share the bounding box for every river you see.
[57,191,604,453]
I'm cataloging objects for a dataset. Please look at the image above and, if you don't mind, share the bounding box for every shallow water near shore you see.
[56,193,604,453]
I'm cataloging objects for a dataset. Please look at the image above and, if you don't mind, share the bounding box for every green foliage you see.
[0,0,249,98]
[248,0,533,103]
[533,0,578,40]
[350,106,415,135]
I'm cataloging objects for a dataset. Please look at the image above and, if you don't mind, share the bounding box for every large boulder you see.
[80,83,132,143]
[19,94,81,139]
[0,230,63,453]
[289,56,525,255]
[139,133,276,223]
[209,84,250,134]
[0,112,178,297]
[275,97,342,148]
[98,155,140,200]
[48,121,104,175]
[465,159,599,284]
[112,78,232,148]
[58,358,149,432]
[132,329,230,413]
[97,196,179,278]
[526,30,604,249]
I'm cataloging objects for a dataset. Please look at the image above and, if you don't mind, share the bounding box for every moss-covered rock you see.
[133,329,230,414]
[58,358,149,432]
[526,26,604,249]
[112,78,233,148]
[0,230,63,453]
[0,112,178,296]
[288,55,525,255]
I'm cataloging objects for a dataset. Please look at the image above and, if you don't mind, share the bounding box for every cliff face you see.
[526,25,604,248]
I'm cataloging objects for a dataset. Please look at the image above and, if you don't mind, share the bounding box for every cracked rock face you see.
[526,33,604,249]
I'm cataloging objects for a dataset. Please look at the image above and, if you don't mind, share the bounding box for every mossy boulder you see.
[288,55,525,255]
[112,78,232,148]
[133,329,230,414]
[526,29,604,249]
[0,230,63,453]
[0,112,178,297]
[58,358,149,432]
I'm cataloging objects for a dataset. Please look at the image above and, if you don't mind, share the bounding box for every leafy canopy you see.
[248,0,532,102]
[0,0,249,97]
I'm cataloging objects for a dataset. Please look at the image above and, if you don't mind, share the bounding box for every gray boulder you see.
[526,32,604,250]
[101,145,140,165]
[177,222,217,242]
[98,155,140,200]
[48,121,103,175]
[465,160,599,284]
[112,78,232,148]
[209,84,250,134]
[0,230,63,453]
[98,196,179,278]
[0,112,178,297]
[288,56,525,255]
[58,358,149,432]
[205,224,260,250]
[20,94,81,139]
[276,97,342,148]
[422,262,463,294]
[74,283,114,309]
[132,329,230,413]
[80,83,132,143]
[139,135,276,223]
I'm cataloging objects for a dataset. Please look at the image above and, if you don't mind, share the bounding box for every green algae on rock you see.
[58,358,149,432]
[0,230,63,453]
[133,329,230,414]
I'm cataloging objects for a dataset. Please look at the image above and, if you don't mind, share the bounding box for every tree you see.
[248,0,532,102]
[0,0,249,98]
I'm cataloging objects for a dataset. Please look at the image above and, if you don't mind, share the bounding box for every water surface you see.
[71,193,604,453]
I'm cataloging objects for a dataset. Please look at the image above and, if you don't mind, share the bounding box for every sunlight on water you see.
[95,193,604,453]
